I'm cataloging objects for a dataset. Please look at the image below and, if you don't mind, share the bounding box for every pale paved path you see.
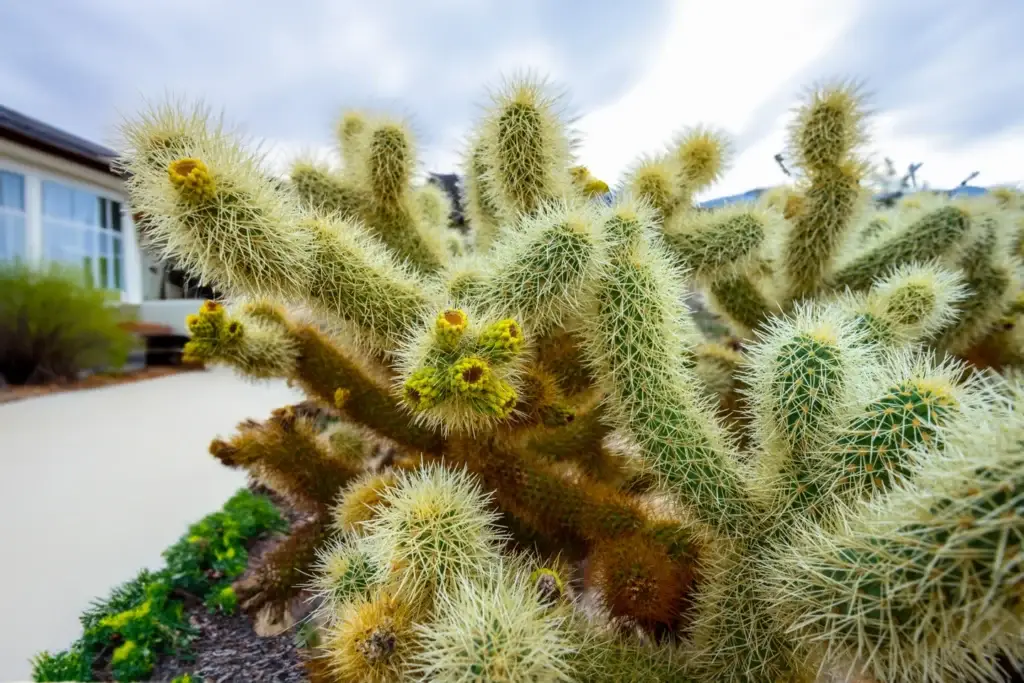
[0,368,304,682]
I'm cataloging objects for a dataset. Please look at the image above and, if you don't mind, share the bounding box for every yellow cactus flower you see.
[168,157,216,203]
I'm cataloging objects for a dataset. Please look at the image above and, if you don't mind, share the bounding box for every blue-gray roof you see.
[0,104,118,175]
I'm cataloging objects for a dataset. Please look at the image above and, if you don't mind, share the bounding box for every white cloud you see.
[572,0,1024,198]
[573,0,861,197]
[868,111,1024,190]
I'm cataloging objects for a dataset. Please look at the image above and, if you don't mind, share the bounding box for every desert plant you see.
[0,260,134,385]
[113,72,1023,683]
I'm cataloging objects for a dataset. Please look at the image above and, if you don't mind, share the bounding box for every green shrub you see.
[0,260,134,385]
[28,644,92,682]
[164,488,287,596]
[203,585,238,614]
[30,489,285,682]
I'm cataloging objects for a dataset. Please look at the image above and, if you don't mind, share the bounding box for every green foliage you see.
[109,640,156,681]
[32,489,284,682]
[163,488,285,595]
[0,260,133,385]
[29,645,92,682]
[204,585,238,614]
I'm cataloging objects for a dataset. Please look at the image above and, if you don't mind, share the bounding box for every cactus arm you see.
[935,219,1019,354]
[782,161,865,298]
[447,433,700,629]
[706,273,778,338]
[534,326,595,396]
[233,516,333,623]
[669,125,733,206]
[480,75,572,223]
[450,433,694,558]
[467,200,610,334]
[209,406,362,515]
[744,305,873,461]
[507,364,578,430]
[940,262,1015,355]
[183,300,299,377]
[692,342,745,406]
[289,323,445,453]
[842,262,969,347]
[335,109,369,170]
[412,182,453,234]
[580,201,757,538]
[521,402,624,483]
[829,206,972,292]
[119,107,439,353]
[461,134,503,251]
[661,206,768,283]
[349,119,446,274]
[409,559,579,682]
[764,401,1024,683]
[123,136,316,301]
[623,155,681,225]
[687,551,809,683]
[289,160,363,218]
[302,214,438,352]
[185,301,444,454]
[781,83,870,299]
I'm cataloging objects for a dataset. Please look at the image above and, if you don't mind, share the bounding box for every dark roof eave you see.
[0,127,122,179]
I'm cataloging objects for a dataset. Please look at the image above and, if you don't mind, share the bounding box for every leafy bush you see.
[28,644,91,682]
[30,489,285,682]
[164,489,287,596]
[0,260,134,385]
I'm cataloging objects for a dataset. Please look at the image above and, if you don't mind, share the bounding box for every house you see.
[0,104,211,338]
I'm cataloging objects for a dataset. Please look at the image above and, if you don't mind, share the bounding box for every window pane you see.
[74,189,98,225]
[43,220,70,261]
[0,213,27,261]
[42,181,73,219]
[80,227,93,284]
[113,236,122,289]
[98,232,110,288]
[0,171,25,209]
[110,201,122,232]
[98,255,109,288]
[82,225,94,256]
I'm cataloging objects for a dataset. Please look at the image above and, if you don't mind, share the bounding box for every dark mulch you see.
[148,605,310,683]
[148,481,319,683]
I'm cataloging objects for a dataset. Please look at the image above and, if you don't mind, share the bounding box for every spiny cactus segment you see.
[115,69,1024,682]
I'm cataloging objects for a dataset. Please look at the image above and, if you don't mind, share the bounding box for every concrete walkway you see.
[0,367,304,681]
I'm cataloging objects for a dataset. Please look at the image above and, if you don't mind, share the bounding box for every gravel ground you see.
[148,605,309,683]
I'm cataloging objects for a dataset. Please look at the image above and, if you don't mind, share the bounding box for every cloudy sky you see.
[2,0,1021,199]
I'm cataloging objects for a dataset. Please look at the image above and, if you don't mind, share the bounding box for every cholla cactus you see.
[117,72,1023,682]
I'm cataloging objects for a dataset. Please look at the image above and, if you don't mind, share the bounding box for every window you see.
[0,170,26,261]
[42,180,124,290]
